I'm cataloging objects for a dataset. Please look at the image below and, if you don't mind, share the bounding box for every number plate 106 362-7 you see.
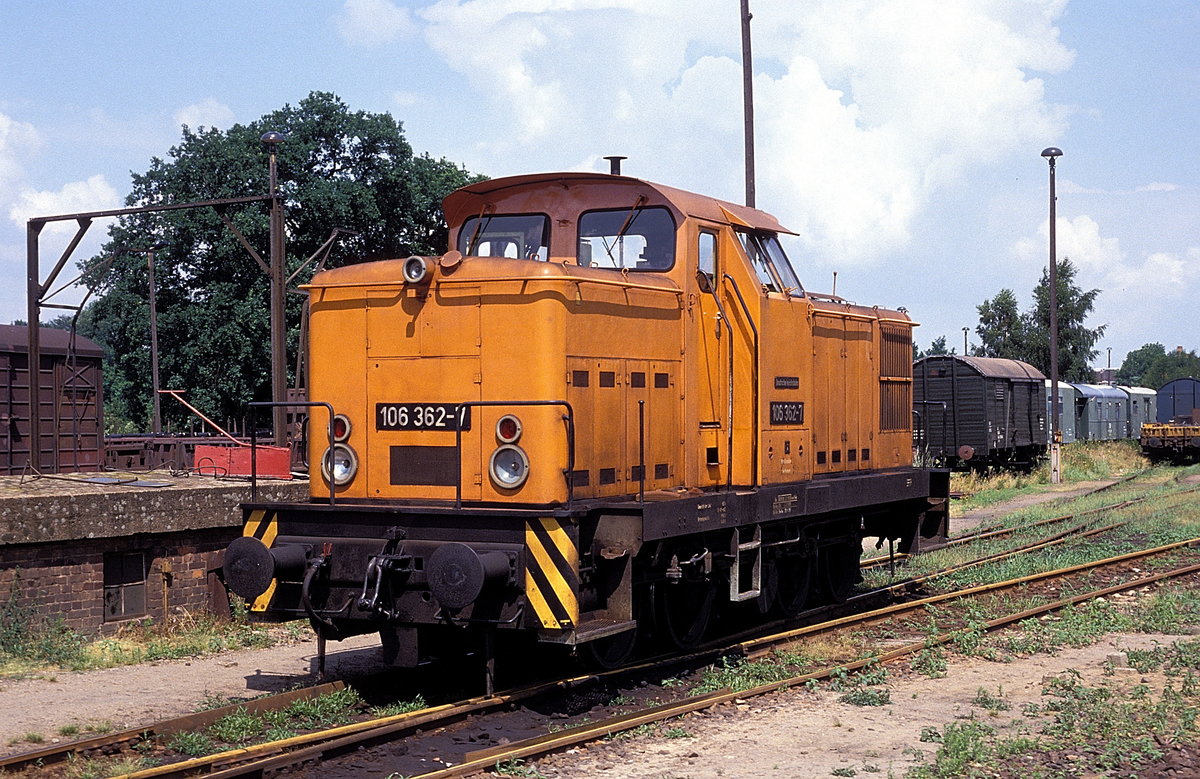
[376,403,471,431]
[769,401,805,426]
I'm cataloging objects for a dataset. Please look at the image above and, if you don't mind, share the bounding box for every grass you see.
[62,754,159,779]
[864,459,1200,600]
[910,646,1200,778]
[369,694,428,718]
[193,688,365,749]
[689,656,797,695]
[166,729,217,757]
[950,439,1148,515]
[0,592,305,677]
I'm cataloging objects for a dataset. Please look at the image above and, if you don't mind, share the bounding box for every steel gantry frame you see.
[24,194,277,471]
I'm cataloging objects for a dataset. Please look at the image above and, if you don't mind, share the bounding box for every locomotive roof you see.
[915,354,1045,381]
[0,324,103,357]
[443,172,793,234]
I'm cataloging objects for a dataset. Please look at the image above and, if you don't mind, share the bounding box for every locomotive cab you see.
[224,171,949,678]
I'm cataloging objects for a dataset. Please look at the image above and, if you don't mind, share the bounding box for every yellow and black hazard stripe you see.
[243,509,279,613]
[525,517,579,630]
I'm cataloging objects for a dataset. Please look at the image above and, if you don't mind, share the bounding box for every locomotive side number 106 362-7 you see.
[376,403,472,431]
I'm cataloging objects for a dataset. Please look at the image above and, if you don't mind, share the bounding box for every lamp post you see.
[262,131,287,446]
[1042,146,1063,484]
[740,0,755,207]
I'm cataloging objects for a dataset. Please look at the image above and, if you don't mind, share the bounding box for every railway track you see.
[7,476,1196,778]
[408,559,1200,779]
[860,472,1150,570]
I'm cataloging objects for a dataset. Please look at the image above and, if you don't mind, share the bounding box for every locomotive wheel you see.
[756,558,778,615]
[654,578,716,650]
[585,625,639,669]
[773,553,813,618]
[819,543,860,603]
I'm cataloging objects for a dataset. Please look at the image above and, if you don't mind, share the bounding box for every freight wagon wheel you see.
[819,542,860,603]
[773,552,813,618]
[653,578,715,650]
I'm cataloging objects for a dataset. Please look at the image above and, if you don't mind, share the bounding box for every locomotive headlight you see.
[321,443,359,486]
[403,255,429,284]
[496,414,522,443]
[330,414,352,442]
[488,444,530,489]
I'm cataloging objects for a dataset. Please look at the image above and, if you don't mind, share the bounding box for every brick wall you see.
[0,477,310,636]
[0,528,236,635]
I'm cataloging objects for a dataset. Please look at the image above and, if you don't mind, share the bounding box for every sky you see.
[1,0,1197,370]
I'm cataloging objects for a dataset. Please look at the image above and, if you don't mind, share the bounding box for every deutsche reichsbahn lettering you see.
[769,401,804,425]
[774,376,800,390]
[376,403,471,431]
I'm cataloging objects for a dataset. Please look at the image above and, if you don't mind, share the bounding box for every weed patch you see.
[369,694,428,718]
[690,656,795,695]
[166,730,216,757]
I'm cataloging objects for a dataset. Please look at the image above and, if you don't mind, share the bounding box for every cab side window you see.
[698,231,717,287]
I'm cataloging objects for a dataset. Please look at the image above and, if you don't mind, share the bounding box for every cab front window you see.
[737,231,805,297]
[577,206,675,270]
[458,214,550,261]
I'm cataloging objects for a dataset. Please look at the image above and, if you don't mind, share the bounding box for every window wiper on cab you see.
[464,207,493,256]
[600,195,648,265]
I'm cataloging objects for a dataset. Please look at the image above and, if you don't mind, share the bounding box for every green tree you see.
[1141,348,1200,389]
[1116,342,1166,386]
[80,92,482,430]
[1019,257,1105,382]
[974,288,1024,359]
[918,335,953,358]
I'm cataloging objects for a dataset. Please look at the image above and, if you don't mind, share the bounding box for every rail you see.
[307,272,684,297]
[723,272,760,486]
[249,400,336,504]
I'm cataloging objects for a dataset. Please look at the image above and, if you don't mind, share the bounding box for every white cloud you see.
[418,0,1073,262]
[1014,214,1200,361]
[6,175,121,321]
[9,175,120,233]
[336,0,417,46]
[1061,179,1181,196]
[0,112,41,205]
[174,99,236,131]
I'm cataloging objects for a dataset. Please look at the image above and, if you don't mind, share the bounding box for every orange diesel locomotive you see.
[224,169,949,671]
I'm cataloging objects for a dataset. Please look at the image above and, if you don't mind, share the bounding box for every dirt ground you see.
[2,479,1186,777]
[0,632,387,755]
[527,631,1189,778]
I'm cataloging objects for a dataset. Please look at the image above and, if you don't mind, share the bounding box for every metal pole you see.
[1042,146,1063,484]
[740,0,756,208]
[263,132,287,447]
[146,246,162,432]
[962,327,968,356]
[26,222,44,470]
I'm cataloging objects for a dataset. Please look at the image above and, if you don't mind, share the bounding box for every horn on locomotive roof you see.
[604,155,627,175]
